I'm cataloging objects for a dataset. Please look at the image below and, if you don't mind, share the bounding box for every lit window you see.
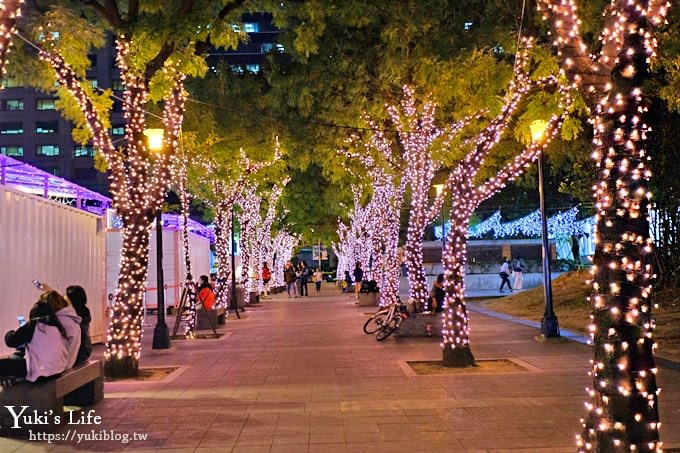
[36,99,56,110]
[74,145,95,157]
[111,125,125,135]
[112,80,124,91]
[275,43,285,52]
[229,64,245,74]
[2,77,22,88]
[464,22,473,30]
[246,64,260,74]
[4,99,24,110]
[37,145,60,156]
[0,145,23,157]
[244,22,260,33]
[88,79,98,89]
[261,43,274,53]
[0,122,23,134]
[36,121,59,134]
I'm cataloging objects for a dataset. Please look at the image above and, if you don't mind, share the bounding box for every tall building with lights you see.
[0,13,277,195]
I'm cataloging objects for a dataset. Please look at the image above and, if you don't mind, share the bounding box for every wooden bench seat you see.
[0,360,104,437]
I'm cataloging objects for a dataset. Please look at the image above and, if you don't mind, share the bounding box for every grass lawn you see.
[479,271,680,362]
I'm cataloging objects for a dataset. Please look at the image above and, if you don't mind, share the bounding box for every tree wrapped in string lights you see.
[191,144,281,308]
[384,87,475,306]
[271,230,300,289]
[236,183,261,294]
[339,129,405,306]
[0,0,23,80]
[537,0,671,450]
[333,188,373,283]
[36,33,186,376]
[431,43,573,367]
[250,181,288,295]
[18,1,249,377]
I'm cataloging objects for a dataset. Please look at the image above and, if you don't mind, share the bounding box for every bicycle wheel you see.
[363,309,389,334]
[376,316,399,341]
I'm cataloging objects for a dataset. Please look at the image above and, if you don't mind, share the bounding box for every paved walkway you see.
[2,284,679,452]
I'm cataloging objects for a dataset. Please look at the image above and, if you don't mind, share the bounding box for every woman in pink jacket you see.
[0,291,81,386]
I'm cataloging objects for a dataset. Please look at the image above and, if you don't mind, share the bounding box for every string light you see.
[0,0,23,84]
[537,0,669,450]
[192,142,282,309]
[337,123,406,307]
[36,33,186,376]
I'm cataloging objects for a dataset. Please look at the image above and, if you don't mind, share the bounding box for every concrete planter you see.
[395,313,442,337]
[358,292,380,306]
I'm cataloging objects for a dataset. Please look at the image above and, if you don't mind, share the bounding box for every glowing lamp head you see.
[144,128,164,152]
[530,120,548,143]
[434,183,445,196]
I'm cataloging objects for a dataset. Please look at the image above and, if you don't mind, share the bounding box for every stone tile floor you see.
[2,284,679,452]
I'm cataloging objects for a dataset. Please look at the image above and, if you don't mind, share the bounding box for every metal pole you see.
[318,239,322,271]
[441,205,445,255]
[152,212,171,349]
[538,153,560,338]
[230,206,240,318]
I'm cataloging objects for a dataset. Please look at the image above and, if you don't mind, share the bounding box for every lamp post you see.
[145,128,171,349]
[230,205,240,319]
[530,120,560,338]
[433,184,445,258]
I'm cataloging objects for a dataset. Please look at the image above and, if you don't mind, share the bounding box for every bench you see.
[196,307,226,329]
[0,360,104,437]
[395,313,443,337]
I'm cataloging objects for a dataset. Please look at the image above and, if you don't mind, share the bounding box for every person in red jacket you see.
[262,262,272,297]
[197,275,215,310]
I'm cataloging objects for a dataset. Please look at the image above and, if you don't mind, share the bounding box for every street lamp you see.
[145,128,171,349]
[433,183,445,258]
[530,120,560,339]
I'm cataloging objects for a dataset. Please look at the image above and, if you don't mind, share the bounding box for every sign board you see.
[313,246,328,261]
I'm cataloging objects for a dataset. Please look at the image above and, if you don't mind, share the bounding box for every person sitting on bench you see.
[197,275,216,310]
[0,291,82,387]
[66,285,93,366]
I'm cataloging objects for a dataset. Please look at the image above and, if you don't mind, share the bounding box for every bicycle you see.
[363,300,409,341]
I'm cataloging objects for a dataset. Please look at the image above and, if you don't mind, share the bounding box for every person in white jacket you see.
[0,291,81,386]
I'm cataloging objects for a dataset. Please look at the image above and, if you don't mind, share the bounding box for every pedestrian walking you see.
[284,261,298,298]
[499,257,513,293]
[512,256,524,291]
[261,262,272,297]
[353,262,364,299]
[312,268,323,293]
[298,261,309,296]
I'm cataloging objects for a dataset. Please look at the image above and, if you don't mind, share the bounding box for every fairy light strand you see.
[537,0,670,450]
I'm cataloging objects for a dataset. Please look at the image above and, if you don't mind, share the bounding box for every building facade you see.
[0,13,277,196]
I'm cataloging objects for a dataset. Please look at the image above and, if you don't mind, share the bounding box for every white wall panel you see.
[0,185,106,356]
[106,227,211,312]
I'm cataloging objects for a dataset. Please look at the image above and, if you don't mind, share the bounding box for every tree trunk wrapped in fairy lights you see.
[271,231,300,288]
[236,184,261,292]
[538,0,670,450]
[174,151,199,337]
[433,43,572,367]
[339,129,405,306]
[251,181,288,294]
[192,145,281,308]
[37,35,185,376]
[384,87,475,307]
[0,0,23,79]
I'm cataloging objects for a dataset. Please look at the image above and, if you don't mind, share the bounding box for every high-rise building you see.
[0,13,277,195]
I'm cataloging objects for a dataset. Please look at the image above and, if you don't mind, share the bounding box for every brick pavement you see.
[2,284,678,452]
